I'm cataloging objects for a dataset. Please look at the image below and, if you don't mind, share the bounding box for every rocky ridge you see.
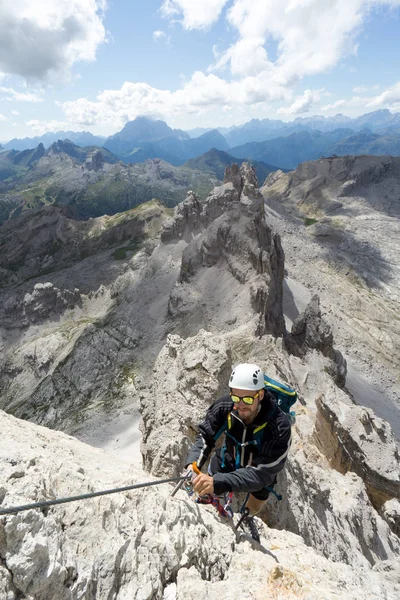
[0,200,167,289]
[284,294,347,387]
[261,155,400,414]
[164,163,285,338]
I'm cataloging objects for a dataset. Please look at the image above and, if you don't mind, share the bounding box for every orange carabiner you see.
[192,462,201,475]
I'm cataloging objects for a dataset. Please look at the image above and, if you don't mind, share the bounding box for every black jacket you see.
[186,392,291,495]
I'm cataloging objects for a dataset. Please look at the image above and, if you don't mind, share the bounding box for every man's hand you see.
[193,473,214,495]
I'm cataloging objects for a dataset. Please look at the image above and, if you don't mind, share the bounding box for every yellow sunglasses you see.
[230,391,261,406]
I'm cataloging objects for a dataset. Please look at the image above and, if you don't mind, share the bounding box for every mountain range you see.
[3,110,400,170]
[0,141,225,225]
[3,130,106,152]
[0,138,284,226]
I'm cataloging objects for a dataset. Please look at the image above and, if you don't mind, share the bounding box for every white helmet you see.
[229,363,264,391]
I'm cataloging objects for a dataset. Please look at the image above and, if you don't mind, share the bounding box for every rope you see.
[0,475,190,516]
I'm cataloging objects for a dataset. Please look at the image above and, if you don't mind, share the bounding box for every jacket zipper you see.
[241,426,247,466]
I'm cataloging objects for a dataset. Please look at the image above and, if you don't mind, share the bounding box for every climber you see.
[185,363,292,540]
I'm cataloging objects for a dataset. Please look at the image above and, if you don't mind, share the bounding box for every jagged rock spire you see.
[163,163,285,338]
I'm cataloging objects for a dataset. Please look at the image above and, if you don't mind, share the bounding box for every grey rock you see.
[284,294,347,386]
[166,163,285,338]
[0,201,169,289]
[140,330,232,476]
[261,155,400,408]
[1,407,397,600]
[161,191,203,243]
[314,394,400,508]
[382,499,400,537]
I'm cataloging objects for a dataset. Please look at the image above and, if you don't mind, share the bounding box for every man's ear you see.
[259,389,265,400]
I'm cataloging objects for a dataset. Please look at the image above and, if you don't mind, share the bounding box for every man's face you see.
[231,388,264,423]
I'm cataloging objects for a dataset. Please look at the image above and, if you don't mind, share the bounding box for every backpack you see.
[264,374,297,424]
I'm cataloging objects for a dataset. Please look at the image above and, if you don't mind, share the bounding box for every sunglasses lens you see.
[242,396,254,405]
[230,393,258,405]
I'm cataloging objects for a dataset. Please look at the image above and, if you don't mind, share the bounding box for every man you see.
[185,363,292,539]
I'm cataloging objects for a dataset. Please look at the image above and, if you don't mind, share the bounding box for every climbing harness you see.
[196,491,234,518]
[0,474,191,517]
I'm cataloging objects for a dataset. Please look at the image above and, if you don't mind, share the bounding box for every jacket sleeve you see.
[213,411,292,494]
[185,397,231,469]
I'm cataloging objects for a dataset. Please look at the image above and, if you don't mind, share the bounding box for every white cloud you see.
[60,71,291,129]
[11,110,19,115]
[207,0,400,87]
[277,89,321,116]
[160,0,229,30]
[0,113,7,121]
[353,85,368,93]
[0,86,44,102]
[153,30,166,40]
[0,0,107,80]
[214,0,366,82]
[153,30,171,44]
[321,99,348,112]
[321,82,400,113]
[366,81,400,111]
[26,119,70,135]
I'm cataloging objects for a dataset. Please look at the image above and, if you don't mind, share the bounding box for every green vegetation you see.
[112,248,127,260]
[59,318,97,342]
[183,149,281,186]
[331,218,344,228]
[304,217,318,226]
[0,143,227,225]
[19,179,50,206]
[112,240,143,260]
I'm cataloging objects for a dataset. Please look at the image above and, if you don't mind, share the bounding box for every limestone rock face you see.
[140,330,232,476]
[87,149,105,171]
[140,327,400,580]
[1,407,399,600]
[314,394,400,509]
[3,282,82,327]
[284,294,347,386]
[382,499,400,538]
[223,163,242,198]
[0,201,168,288]
[160,191,204,243]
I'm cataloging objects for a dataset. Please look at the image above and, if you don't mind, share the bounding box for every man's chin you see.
[237,408,251,418]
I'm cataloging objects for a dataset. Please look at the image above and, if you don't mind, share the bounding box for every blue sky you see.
[1,0,400,141]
